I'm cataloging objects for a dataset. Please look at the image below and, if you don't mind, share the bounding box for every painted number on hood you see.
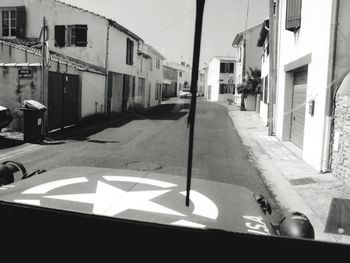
[243,216,271,236]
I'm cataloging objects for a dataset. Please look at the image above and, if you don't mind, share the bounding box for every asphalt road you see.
[2,97,283,221]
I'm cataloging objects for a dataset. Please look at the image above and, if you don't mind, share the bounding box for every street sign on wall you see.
[18,69,33,78]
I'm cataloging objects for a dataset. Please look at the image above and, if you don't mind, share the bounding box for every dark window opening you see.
[55,25,66,47]
[264,76,268,104]
[220,63,234,73]
[220,84,231,94]
[2,9,17,37]
[126,38,134,65]
[285,0,302,32]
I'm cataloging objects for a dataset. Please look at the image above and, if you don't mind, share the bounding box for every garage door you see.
[290,68,307,149]
[48,72,79,131]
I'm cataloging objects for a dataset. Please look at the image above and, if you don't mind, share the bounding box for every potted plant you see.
[237,67,262,111]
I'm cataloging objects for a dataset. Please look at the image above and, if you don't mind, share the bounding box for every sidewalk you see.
[222,102,350,244]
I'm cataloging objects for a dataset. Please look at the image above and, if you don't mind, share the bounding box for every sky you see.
[60,0,269,67]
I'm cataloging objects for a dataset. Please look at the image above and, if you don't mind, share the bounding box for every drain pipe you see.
[104,23,110,116]
[321,0,339,173]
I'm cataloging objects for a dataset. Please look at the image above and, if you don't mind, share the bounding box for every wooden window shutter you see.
[16,6,26,38]
[285,0,302,32]
[54,25,66,47]
[126,38,130,64]
[75,25,88,46]
[220,63,224,73]
[131,40,134,65]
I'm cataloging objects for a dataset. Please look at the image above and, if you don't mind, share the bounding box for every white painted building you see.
[275,0,335,171]
[0,0,164,131]
[257,19,270,124]
[205,56,235,102]
[164,61,192,96]
[232,24,262,104]
[146,44,166,107]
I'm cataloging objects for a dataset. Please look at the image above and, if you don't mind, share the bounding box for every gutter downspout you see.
[321,0,339,173]
[104,24,110,116]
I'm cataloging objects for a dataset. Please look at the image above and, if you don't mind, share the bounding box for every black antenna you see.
[186,0,205,207]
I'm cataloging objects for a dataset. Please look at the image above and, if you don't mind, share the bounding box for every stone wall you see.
[331,76,350,181]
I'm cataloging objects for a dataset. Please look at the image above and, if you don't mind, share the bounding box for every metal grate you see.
[325,198,350,235]
[289,177,316,186]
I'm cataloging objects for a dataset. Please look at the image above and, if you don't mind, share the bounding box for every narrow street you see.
[3,97,283,221]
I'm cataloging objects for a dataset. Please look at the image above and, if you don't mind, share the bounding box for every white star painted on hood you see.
[44,181,185,217]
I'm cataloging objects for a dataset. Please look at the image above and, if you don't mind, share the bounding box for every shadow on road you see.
[0,136,25,150]
[134,103,189,121]
[55,102,189,142]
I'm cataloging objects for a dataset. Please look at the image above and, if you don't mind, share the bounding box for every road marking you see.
[180,190,219,220]
[0,144,43,161]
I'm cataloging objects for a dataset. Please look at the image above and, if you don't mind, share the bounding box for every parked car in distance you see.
[179,89,191,99]
[0,106,13,130]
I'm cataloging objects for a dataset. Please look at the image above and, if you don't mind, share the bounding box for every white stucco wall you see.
[81,72,105,118]
[147,50,164,107]
[275,0,333,171]
[23,0,108,68]
[260,41,269,123]
[207,57,220,101]
[0,0,24,7]
[107,27,138,76]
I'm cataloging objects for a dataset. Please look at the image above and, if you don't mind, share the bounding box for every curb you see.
[223,103,342,243]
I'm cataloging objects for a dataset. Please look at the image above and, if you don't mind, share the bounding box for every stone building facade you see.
[331,74,350,182]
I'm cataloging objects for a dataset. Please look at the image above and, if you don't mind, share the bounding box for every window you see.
[263,76,268,103]
[219,84,229,94]
[220,63,234,73]
[2,9,16,37]
[66,25,88,47]
[149,57,153,71]
[126,38,134,65]
[156,58,160,69]
[179,71,182,77]
[155,83,158,100]
[285,0,302,32]
[55,25,66,47]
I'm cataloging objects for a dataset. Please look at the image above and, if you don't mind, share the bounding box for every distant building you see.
[162,65,178,99]
[164,61,192,96]
[232,24,263,106]
[205,56,235,102]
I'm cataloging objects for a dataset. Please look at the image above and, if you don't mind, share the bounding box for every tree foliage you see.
[237,67,262,97]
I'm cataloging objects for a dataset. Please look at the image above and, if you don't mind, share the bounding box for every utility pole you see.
[240,0,250,111]
[41,17,47,104]
[268,0,275,136]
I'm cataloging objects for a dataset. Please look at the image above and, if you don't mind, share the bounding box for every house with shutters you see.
[0,0,164,132]
[164,61,192,97]
[274,0,350,175]
[205,56,235,102]
[162,65,178,99]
